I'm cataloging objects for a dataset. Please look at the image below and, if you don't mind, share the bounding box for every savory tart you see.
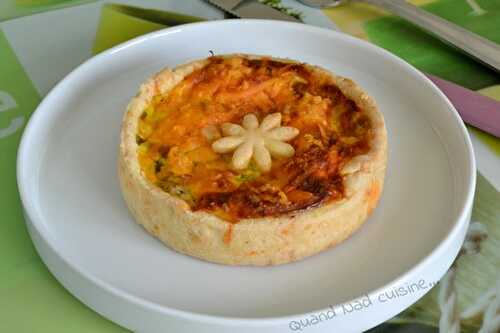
[119,54,387,266]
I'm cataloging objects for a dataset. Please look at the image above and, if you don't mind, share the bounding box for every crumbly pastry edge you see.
[118,54,388,266]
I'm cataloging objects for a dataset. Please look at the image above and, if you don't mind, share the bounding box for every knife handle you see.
[362,0,500,73]
[426,74,500,138]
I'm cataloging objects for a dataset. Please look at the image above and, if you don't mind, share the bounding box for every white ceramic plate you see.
[17,20,475,333]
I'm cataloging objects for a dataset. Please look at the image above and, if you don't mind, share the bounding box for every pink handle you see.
[426,74,500,138]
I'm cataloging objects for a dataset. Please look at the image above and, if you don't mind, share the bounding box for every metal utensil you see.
[298,0,500,73]
[207,0,300,22]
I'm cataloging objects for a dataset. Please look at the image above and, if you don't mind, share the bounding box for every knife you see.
[206,0,301,22]
[427,75,500,138]
[204,0,500,138]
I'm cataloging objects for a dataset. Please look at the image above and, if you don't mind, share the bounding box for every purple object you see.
[426,74,500,138]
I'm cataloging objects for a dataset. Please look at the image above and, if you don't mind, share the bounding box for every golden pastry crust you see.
[118,54,387,266]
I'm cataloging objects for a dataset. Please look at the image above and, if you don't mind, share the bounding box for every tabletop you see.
[0,1,499,332]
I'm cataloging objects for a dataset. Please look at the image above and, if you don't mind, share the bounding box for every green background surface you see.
[1,1,499,332]
[364,0,500,90]
[0,0,97,21]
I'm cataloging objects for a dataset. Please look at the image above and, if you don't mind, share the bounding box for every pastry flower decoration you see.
[210,113,299,172]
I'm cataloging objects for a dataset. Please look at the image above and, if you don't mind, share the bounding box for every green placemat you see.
[0,0,97,21]
[92,4,204,54]
[0,30,39,270]
[363,0,500,90]
[1,2,499,332]
[0,24,129,333]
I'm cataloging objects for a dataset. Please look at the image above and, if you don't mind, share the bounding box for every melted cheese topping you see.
[137,56,372,222]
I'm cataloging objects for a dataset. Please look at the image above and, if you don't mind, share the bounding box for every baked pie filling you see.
[136,56,372,222]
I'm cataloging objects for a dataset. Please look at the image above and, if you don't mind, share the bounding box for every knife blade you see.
[206,0,301,22]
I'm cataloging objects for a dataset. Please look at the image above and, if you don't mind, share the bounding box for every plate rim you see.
[16,19,476,325]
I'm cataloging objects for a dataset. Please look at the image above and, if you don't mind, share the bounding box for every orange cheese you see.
[137,56,372,222]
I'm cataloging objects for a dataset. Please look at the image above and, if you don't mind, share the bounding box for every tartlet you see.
[118,54,387,266]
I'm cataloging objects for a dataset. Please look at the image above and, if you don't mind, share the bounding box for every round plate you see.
[17,20,475,332]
